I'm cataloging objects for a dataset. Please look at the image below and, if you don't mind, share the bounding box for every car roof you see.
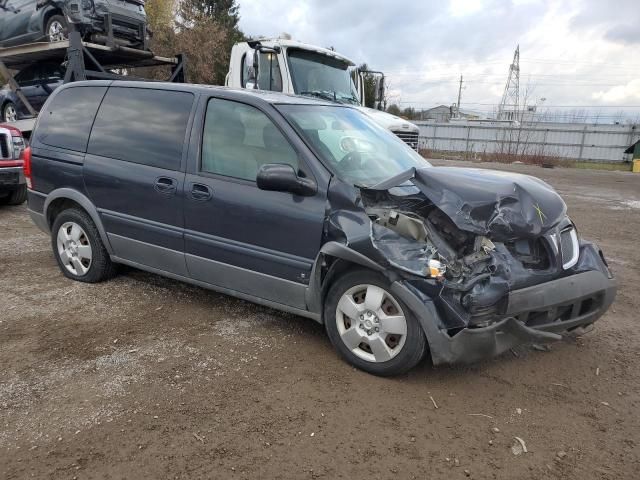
[62,80,341,107]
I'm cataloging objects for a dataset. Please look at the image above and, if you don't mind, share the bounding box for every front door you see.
[183,96,327,310]
[83,86,195,276]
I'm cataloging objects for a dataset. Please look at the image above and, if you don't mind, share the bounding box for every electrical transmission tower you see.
[497,45,520,121]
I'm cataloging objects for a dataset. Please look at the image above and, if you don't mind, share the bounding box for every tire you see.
[6,184,27,205]
[324,269,427,376]
[45,15,69,43]
[1,102,18,123]
[51,208,117,283]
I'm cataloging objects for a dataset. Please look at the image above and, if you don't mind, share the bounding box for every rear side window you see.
[87,87,194,171]
[35,86,107,153]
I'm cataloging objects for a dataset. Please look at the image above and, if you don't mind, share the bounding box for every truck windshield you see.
[278,104,429,187]
[287,49,360,105]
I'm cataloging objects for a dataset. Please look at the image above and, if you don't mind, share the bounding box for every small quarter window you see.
[201,98,298,181]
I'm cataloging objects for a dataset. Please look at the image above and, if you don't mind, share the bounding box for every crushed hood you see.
[370,166,567,241]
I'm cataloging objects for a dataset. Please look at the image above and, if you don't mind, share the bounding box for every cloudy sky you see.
[237,0,640,121]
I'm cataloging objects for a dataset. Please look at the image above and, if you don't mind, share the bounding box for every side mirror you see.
[257,164,317,197]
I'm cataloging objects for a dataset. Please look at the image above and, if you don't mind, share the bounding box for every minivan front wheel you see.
[51,208,116,283]
[46,15,68,43]
[324,269,427,376]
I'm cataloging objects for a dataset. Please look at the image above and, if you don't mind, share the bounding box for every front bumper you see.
[0,166,25,190]
[392,243,617,366]
[68,4,147,47]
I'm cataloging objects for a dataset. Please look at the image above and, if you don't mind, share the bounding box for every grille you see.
[516,292,604,328]
[112,17,144,40]
[560,226,579,269]
[0,134,9,159]
[392,130,419,151]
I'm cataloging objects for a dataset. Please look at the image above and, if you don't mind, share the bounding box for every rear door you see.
[183,95,328,310]
[84,86,195,276]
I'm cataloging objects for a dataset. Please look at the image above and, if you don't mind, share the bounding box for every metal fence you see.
[416,120,640,163]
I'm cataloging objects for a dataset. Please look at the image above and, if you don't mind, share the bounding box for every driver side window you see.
[201,98,299,181]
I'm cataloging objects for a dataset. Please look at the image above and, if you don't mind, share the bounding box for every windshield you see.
[278,105,429,187]
[287,49,360,105]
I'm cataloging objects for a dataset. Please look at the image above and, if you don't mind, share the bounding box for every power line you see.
[386,78,630,87]
[522,57,640,68]
[396,101,640,108]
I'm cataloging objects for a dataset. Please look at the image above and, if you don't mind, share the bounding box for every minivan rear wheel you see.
[51,208,117,283]
[46,15,68,43]
[324,269,427,376]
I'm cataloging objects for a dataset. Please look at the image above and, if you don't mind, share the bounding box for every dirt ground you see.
[1,160,639,480]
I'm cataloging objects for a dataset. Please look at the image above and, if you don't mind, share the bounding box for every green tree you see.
[189,0,240,30]
[178,0,245,85]
[387,104,401,116]
[145,0,175,31]
[358,63,377,109]
[402,107,416,120]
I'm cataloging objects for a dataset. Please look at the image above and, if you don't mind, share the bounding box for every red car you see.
[0,124,29,205]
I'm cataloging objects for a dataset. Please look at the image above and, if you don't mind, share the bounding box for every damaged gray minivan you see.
[27,82,616,376]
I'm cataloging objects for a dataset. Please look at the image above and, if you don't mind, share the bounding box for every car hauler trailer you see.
[0,29,185,136]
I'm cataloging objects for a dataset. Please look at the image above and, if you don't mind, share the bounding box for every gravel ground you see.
[1,160,639,479]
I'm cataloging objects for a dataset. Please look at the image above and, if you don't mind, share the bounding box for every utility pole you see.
[456,75,463,118]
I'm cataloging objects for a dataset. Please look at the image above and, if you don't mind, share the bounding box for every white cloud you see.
[448,0,484,17]
[593,79,640,103]
[237,0,640,119]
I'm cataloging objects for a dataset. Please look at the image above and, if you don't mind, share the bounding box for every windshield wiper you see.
[335,93,360,105]
[300,90,337,102]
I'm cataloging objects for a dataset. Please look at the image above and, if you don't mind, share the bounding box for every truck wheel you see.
[1,102,18,123]
[7,185,27,205]
[51,208,117,283]
[46,15,68,43]
[324,269,427,376]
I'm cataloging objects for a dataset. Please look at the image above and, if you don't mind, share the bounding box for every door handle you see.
[190,183,212,201]
[155,176,177,195]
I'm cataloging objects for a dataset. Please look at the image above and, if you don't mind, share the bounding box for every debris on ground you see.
[468,413,493,419]
[511,436,528,455]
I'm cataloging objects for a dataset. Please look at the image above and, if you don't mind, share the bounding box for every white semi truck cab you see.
[225,37,420,151]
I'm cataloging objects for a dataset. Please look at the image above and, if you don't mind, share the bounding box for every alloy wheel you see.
[48,21,67,42]
[56,222,93,276]
[335,284,408,363]
[3,104,17,123]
